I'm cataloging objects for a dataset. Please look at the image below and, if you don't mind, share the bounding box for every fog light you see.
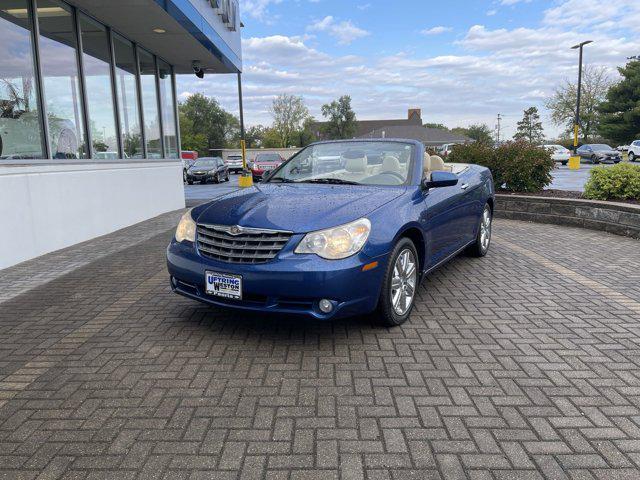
[319,299,334,314]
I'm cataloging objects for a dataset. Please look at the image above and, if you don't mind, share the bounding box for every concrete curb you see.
[495,194,640,239]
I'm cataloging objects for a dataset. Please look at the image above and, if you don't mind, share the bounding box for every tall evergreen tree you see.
[513,107,545,144]
[598,60,640,143]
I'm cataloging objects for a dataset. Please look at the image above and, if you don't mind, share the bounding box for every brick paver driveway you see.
[1,215,640,480]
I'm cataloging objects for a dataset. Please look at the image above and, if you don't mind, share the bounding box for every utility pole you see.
[496,114,502,144]
[569,40,593,170]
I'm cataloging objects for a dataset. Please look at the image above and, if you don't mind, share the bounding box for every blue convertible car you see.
[167,140,494,326]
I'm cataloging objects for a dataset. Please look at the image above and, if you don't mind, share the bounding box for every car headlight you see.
[175,209,196,243]
[295,218,371,260]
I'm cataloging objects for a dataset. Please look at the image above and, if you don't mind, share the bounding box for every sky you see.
[176,0,640,139]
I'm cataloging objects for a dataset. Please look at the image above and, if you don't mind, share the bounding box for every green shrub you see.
[584,163,640,201]
[448,141,554,192]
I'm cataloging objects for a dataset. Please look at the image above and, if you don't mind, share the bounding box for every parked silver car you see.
[576,144,621,164]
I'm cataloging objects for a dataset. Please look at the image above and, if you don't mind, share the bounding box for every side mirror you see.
[423,171,458,190]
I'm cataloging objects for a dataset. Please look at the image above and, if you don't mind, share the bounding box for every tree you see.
[545,65,612,142]
[598,60,640,143]
[452,124,493,145]
[244,125,269,148]
[513,107,545,144]
[179,93,239,155]
[321,95,357,139]
[269,94,309,147]
[261,128,283,148]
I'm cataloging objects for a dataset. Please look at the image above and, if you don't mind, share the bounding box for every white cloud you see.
[177,0,640,139]
[420,26,453,36]
[307,16,370,45]
[239,0,282,21]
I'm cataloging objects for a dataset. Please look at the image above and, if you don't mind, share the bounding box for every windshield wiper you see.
[300,178,361,185]
[267,177,295,183]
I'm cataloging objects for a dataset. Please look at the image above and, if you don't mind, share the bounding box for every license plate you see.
[205,271,242,300]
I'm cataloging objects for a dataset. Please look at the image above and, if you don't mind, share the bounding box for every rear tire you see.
[466,203,492,257]
[591,155,599,164]
[630,152,636,162]
[376,238,419,327]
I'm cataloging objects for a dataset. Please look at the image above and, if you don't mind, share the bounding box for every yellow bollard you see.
[568,156,581,170]
[238,172,254,188]
[237,139,254,188]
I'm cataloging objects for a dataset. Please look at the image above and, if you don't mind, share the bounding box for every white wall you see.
[0,162,185,270]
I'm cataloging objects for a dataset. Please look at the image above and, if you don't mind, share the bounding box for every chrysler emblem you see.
[229,225,242,235]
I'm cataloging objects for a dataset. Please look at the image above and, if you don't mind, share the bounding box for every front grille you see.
[197,224,292,264]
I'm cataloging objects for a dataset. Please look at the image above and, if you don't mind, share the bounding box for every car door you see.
[421,176,468,269]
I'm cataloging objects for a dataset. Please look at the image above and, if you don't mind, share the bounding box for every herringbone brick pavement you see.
[1,218,640,479]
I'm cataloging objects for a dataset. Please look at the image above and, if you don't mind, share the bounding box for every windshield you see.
[592,144,613,151]
[267,141,415,186]
[192,159,217,168]
[255,153,282,162]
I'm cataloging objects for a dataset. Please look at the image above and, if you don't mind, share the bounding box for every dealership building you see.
[0,0,241,269]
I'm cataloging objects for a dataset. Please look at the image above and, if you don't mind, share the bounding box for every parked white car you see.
[628,140,640,162]
[543,144,571,165]
[225,154,244,173]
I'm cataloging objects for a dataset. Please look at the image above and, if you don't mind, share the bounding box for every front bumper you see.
[167,239,388,319]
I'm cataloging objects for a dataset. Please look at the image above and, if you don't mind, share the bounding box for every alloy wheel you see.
[480,206,492,253]
[390,249,417,316]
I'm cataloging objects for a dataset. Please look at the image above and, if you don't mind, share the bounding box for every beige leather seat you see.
[342,154,367,181]
[423,154,450,178]
[381,155,402,175]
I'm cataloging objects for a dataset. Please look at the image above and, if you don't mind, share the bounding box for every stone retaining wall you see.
[495,194,640,239]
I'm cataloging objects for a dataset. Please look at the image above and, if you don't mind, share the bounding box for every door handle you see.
[460,183,469,190]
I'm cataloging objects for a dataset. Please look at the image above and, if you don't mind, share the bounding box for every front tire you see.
[467,204,492,257]
[376,238,419,327]
[630,152,636,162]
[591,155,599,164]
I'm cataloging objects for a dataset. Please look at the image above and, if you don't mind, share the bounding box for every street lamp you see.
[568,40,593,170]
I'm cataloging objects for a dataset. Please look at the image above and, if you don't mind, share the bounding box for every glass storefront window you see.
[113,33,142,159]
[138,48,162,159]
[79,13,117,158]
[37,0,86,159]
[158,59,178,159]
[0,0,44,159]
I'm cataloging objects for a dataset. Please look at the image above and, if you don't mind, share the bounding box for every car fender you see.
[362,188,426,265]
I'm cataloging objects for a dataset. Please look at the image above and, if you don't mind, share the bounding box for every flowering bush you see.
[447,141,555,192]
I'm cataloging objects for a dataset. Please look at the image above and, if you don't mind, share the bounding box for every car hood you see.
[194,183,406,233]
[594,150,618,155]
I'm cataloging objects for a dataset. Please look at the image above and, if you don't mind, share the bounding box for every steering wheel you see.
[379,171,405,182]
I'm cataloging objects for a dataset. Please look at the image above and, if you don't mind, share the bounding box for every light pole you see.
[237,71,253,187]
[568,40,593,170]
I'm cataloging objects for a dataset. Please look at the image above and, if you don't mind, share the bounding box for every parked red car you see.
[250,152,285,181]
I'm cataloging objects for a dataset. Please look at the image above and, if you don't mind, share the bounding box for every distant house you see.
[311,108,472,148]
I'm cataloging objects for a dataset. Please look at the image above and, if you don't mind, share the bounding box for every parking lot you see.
[1,211,640,479]
[183,163,622,207]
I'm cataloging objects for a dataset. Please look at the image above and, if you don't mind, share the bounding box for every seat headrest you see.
[382,155,401,172]
[429,155,446,172]
[344,155,367,173]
